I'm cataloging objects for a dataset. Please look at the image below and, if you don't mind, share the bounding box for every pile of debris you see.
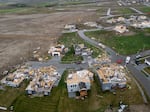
[1,65,30,87]
[83,22,98,27]
[131,21,150,28]
[94,53,111,65]
[48,44,66,57]
[26,66,60,96]
[114,25,129,34]
[64,24,78,32]
[106,17,126,24]
[96,63,127,91]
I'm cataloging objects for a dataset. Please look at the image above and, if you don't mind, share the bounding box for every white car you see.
[98,43,106,49]
[125,56,131,64]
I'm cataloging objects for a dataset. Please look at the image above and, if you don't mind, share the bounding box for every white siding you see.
[67,83,79,92]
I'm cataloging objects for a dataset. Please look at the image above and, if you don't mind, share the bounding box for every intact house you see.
[1,66,29,87]
[26,66,61,96]
[114,25,129,33]
[66,69,94,98]
[96,63,127,91]
[48,44,65,56]
[145,57,150,66]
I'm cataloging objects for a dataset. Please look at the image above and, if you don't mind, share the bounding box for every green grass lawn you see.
[58,32,101,61]
[85,30,150,55]
[143,67,150,75]
[139,7,150,13]
[61,45,83,63]
[0,8,30,14]
[0,80,29,108]
[116,8,134,14]
[13,70,143,112]
[143,28,150,34]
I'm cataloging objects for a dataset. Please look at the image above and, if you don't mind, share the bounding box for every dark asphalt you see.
[127,63,150,98]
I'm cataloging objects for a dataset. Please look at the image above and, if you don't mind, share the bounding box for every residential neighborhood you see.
[0,0,150,112]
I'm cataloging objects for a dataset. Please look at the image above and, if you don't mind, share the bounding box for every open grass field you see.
[85,30,150,55]
[113,7,134,15]
[0,8,27,14]
[143,67,150,75]
[143,28,150,34]
[12,70,143,112]
[139,7,150,13]
[58,32,101,61]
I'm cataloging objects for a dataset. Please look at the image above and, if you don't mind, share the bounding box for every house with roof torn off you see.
[1,65,30,87]
[131,21,150,28]
[96,63,127,91]
[66,69,93,98]
[26,66,61,96]
[114,25,129,33]
[48,44,65,56]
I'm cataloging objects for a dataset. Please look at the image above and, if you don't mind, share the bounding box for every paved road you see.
[130,7,144,14]
[127,63,150,100]
[77,30,150,101]
[27,56,89,76]
[107,8,111,16]
[78,30,125,63]
[119,0,127,6]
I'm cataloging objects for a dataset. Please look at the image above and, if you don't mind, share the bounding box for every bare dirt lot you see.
[0,11,96,74]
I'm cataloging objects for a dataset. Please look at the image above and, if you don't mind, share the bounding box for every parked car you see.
[98,43,106,49]
[116,59,123,64]
[135,55,142,59]
[125,56,131,64]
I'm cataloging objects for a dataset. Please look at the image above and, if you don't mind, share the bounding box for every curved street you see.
[78,30,150,101]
